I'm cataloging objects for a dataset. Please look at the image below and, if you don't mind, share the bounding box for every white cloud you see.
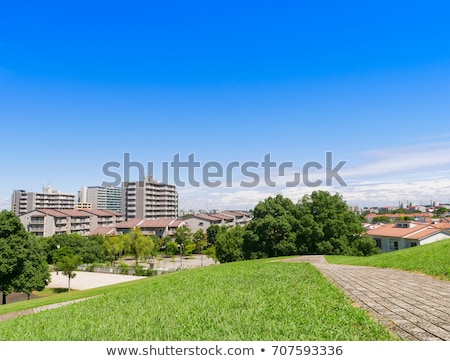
[177,141,450,210]
[342,142,450,181]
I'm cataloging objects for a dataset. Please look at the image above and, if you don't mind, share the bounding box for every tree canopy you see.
[0,210,50,304]
[242,192,379,259]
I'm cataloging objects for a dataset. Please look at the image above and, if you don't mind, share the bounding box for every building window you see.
[374,238,382,249]
[390,240,399,251]
[410,242,418,247]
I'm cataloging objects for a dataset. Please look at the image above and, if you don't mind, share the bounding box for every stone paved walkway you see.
[285,255,450,340]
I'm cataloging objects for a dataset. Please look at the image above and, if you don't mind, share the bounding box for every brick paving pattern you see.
[288,255,450,340]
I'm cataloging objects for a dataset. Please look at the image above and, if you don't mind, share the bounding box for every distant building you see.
[366,221,450,253]
[11,186,75,216]
[19,208,123,237]
[184,211,253,233]
[122,176,178,220]
[112,218,186,238]
[78,186,122,213]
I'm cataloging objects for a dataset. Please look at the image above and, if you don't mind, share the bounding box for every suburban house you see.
[366,221,450,253]
[184,211,253,233]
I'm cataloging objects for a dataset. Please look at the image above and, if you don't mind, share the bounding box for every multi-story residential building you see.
[122,176,178,220]
[184,211,253,233]
[19,208,123,237]
[111,218,185,238]
[11,186,75,216]
[77,186,122,213]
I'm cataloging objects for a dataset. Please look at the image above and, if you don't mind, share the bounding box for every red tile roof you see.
[191,214,221,221]
[116,219,145,229]
[36,209,67,217]
[170,219,185,227]
[208,213,234,220]
[429,222,450,229]
[140,219,174,228]
[82,209,117,217]
[55,209,91,217]
[366,222,449,240]
[89,227,117,236]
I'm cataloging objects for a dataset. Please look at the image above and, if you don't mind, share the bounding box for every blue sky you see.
[1,0,450,211]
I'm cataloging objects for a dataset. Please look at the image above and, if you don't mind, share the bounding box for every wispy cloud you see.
[177,141,450,210]
[342,142,450,180]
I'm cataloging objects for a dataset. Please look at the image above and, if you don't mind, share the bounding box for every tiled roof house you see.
[366,221,450,253]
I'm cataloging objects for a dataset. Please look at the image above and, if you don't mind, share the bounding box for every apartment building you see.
[19,208,123,237]
[122,176,178,220]
[110,218,185,238]
[11,186,75,216]
[184,211,253,233]
[78,186,122,213]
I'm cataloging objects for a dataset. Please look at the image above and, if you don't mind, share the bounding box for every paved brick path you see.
[287,256,450,340]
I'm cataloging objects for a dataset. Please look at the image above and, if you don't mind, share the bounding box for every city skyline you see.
[1,1,450,211]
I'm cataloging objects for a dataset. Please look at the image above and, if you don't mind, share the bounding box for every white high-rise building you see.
[77,186,122,213]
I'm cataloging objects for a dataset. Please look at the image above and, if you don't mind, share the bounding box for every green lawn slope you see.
[326,238,450,280]
[0,260,396,341]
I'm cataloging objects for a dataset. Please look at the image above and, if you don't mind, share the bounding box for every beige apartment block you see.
[184,211,253,233]
[122,176,178,220]
[11,186,75,216]
[19,208,123,237]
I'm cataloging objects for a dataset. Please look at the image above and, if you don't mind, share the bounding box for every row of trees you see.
[213,191,380,263]
[102,227,209,266]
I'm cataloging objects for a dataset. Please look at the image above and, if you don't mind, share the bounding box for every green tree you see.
[297,191,378,256]
[125,229,156,265]
[42,232,107,265]
[434,207,448,216]
[215,226,244,263]
[0,235,26,304]
[159,235,173,252]
[173,226,194,256]
[241,192,379,261]
[372,216,393,224]
[104,234,125,265]
[81,236,107,264]
[52,246,75,273]
[243,215,297,259]
[204,245,218,263]
[192,229,207,254]
[0,211,31,304]
[243,195,299,259]
[206,225,226,245]
[165,241,179,257]
[57,255,82,292]
[12,237,51,299]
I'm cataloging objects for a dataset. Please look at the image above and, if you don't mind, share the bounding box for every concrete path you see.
[286,256,450,340]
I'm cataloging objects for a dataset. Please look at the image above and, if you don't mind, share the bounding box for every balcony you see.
[30,218,45,224]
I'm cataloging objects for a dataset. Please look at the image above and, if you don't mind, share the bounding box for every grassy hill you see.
[326,238,450,280]
[0,260,396,341]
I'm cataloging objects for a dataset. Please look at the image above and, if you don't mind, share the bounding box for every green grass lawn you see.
[326,238,450,280]
[0,260,396,341]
